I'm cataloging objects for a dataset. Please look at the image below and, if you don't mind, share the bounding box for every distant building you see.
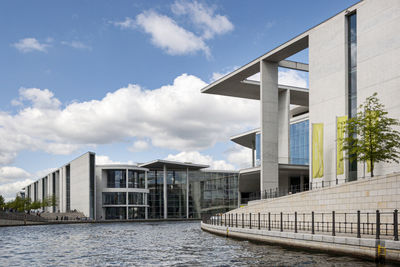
[23,152,238,220]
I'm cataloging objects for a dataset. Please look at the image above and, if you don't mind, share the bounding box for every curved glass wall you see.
[105,207,126,220]
[128,192,144,205]
[128,170,145,188]
[107,170,126,188]
[103,192,126,205]
[128,207,145,219]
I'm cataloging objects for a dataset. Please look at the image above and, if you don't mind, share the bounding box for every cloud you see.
[165,151,235,170]
[136,11,210,56]
[12,38,50,53]
[211,66,239,82]
[171,0,234,39]
[112,1,233,58]
[128,140,149,152]
[247,69,308,88]
[0,166,31,183]
[0,178,34,201]
[96,155,135,165]
[0,73,259,165]
[61,41,92,50]
[112,17,136,29]
[225,145,253,169]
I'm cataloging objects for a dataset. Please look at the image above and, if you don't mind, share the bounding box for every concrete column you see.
[278,89,290,164]
[163,164,167,219]
[186,167,189,219]
[300,175,304,191]
[260,60,279,196]
[238,190,241,208]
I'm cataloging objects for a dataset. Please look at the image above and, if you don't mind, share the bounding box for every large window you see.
[107,170,126,188]
[128,170,145,188]
[103,192,126,205]
[66,165,70,211]
[128,192,144,205]
[290,120,309,165]
[347,12,357,181]
[128,207,145,219]
[105,207,126,220]
[255,133,261,166]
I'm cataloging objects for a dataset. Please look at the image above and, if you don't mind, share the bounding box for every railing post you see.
[258,212,261,230]
[312,211,315,234]
[295,212,297,233]
[236,213,238,228]
[332,211,335,236]
[268,212,271,231]
[376,210,380,240]
[394,209,399,241]
[249,213,252,229]
[357,210,361,238]
[242,213,244,228]
[280,212,283,232]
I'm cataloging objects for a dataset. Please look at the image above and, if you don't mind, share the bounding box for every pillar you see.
[260,60,279,196]
[163,164,167,219]
[145,170,148,219]
[186,167,189,219]
[278,89,290,164]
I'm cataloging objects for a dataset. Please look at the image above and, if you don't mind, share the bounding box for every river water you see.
[0,221,394,266]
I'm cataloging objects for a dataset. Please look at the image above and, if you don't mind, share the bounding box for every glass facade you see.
[128,170,145,188]
[147,169,238,219]
[107,170,126,188]
[348,12,358,181]
[255,132,261,166]
[128,192,144,205]
[103,192,126,205]
[105,207,126,220]
[128,207,145,219]
[290,120,309,165]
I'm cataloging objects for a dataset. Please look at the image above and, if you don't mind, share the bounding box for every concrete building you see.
[202,0,400,204]
[23,152,238,220]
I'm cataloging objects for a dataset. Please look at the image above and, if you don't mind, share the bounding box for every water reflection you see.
[0,221,394,266]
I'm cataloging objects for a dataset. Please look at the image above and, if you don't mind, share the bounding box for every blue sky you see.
[0,0,359,198]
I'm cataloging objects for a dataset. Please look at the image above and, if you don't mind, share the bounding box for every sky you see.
[0,0,359,199]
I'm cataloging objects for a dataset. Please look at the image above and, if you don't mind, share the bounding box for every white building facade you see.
[202,0,400,201]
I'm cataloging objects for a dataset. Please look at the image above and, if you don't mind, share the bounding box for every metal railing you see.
[203,209,400,241]
[262,183,310,200]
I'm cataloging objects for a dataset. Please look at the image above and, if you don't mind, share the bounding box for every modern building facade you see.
[23,152,238,220]
[202,0,400,202]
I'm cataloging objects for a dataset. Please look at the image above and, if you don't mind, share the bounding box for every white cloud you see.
[96,155,135,165]
[0,178,34,201]
[136,11,210,56]
[128,140,149,152]
[211,66,239,82]
[0,73,259,165]
[247,69,308,88]
[226,145,252,169]
[171,0,234,39]
[0,166,31,183]
[112,17,136,29]
[61,41,92,50]
[165,151,235,170]
[12,38,50,53]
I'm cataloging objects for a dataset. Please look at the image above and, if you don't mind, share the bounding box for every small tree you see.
[342,93,400,177]
[0,195,4,209]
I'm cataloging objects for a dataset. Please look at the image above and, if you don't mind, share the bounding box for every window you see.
[107,170,126,188]
[103,192,126,205]
[66,165,70,211]
[128,192,144,205]
[128,170,145,188]
[290,120,309,165]
[128,207,145,219]
[105,207,126,220]
[255,133,261,166]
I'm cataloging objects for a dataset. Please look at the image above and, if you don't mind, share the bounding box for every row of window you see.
[102,192,145,205]
[106,169,146,189]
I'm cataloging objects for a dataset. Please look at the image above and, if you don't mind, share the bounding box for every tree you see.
[342,93,400,177]
[0,195,4,209]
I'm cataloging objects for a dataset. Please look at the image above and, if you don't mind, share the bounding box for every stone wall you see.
[229,172,400,216]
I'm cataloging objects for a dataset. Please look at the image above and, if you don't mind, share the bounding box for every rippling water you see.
[0,221,394,266]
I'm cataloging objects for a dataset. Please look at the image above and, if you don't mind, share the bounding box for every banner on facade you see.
[336,116,347,175]
[312,123,324,178]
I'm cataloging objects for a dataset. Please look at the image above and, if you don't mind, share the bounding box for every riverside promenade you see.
[202,172,400,263]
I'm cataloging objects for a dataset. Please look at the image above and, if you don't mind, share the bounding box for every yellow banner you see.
[336,116,347,175]
[312,123,324,178]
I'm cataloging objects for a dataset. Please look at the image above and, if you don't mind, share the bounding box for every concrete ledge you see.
[201,222,400,263]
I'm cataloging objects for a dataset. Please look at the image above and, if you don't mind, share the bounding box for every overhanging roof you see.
[231,128,260,149]
[139,160,209,170]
